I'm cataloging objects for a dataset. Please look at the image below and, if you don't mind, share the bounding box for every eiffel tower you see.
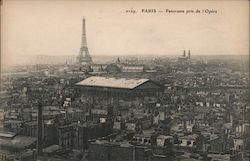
[77,17,93,66]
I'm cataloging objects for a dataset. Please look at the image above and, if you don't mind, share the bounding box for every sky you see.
[1,0,249,65]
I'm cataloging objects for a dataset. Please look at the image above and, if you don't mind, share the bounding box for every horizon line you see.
[20,53,249,57]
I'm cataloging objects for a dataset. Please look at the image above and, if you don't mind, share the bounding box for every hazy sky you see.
[1,0,249,65]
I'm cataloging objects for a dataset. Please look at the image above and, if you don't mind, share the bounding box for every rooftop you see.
[0,131,16,138]
[43,145,63,153]
[0,135,37,149]
[180,134,199,140]
[157,135,173,140]
[76,76,149,89]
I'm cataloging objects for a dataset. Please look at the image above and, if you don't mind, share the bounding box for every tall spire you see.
[81,17,87,48]
[77,17,93,66]
[188,50,191,59]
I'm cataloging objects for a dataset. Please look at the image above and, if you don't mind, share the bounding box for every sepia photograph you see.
[0,0,249,161]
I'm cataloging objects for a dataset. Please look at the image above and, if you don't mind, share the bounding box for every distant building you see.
[56,124,75,150]
[105,64,122,73]
[121,65,145,73]
[88,140,151,161]
[207,153,243,161]
[0,131,37,161]
[178,50,191,62]
[75,76,163,123]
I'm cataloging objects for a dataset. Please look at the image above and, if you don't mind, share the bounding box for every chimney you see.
[183,50,186,57]
[37,102,43,156]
